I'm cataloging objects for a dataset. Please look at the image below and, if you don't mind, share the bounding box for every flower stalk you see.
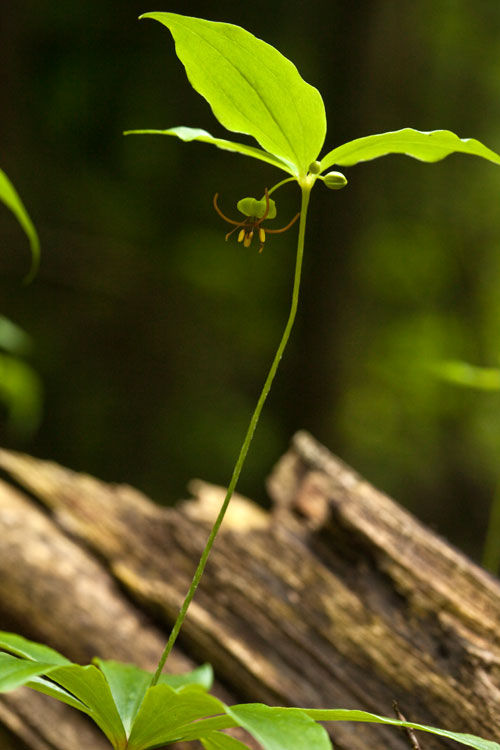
[150,182,312,686]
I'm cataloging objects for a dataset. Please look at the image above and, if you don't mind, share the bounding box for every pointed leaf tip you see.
[139,12,326,175]
[320,128,500,171]
[302,708,500,750]
[124,127,296,174]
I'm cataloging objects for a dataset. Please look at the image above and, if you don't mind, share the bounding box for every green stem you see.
[266,176,296,196]
[151,183,312,686]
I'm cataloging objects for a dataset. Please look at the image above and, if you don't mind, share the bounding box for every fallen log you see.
[0,432,499,750]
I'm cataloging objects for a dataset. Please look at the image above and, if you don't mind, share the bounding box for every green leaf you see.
[127,683,225,750]
[0,168,40,283]
[94,659,213,735]
[26,674,90,712]
[93,658,214,736]
[139,13,326,177]
[0,631,71,665]
[302,708,500,750]
[159,662,213,690]
[201,730,254,750]
[124,127,295,175]
[93,659,152,736]
[49,664,127,749]
[0,652,61,692]
[226,704,331,750]
[0,634,88,713]
[170,715,239,742]
[320,128,500,171]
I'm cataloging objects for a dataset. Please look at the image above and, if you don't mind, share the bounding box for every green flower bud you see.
[308,160,322,175]
[323,171,348,190]
[237,196,277,219]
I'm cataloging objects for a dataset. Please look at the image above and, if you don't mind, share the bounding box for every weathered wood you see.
[0,688,111,750]
[0,477,198,750]
[268,433,500,737]
[0,434,499,750]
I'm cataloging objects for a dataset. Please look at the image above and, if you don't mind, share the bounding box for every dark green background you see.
[2,1,500,558]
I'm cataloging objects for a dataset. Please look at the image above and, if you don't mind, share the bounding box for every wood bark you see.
[0,432,499,750]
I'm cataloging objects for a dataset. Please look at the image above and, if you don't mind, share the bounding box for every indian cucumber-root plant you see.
[2,13,500,750]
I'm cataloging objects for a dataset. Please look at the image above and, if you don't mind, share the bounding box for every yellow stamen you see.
[259,227,266,244]
[243,231,252,248]
[238,228,246,243]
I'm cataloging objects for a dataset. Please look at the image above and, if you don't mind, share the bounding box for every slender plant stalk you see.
[151,183,312,686]
[267,176,296,196]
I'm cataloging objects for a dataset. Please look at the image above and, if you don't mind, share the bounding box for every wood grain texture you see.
[0,434,499,750]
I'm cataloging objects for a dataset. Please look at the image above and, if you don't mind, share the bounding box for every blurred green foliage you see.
[0,346,42,439]
[434,356,500,572]
[0,316,42,441]
[0,165,42,437]
[2,1,500,559]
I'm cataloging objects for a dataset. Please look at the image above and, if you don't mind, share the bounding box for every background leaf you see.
[302,708,500,750]
[0,316,32,356]
[0,168,40,282]
[432,359,500,390]
[320,128,500,170]
[0,352,43,438]
[140,12,326,176]
[226,704,332,750]
[124,127,295,175]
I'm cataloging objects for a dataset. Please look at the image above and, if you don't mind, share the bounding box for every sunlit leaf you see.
[0,653,61,692]
[0,631,70,665]
[226,704,332,750]
[127,683,225,750]
[139,13,326,176]
[0,168,40,282]
[320,129,500,171]
[302,708,500,750]
[124,127,295,175]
